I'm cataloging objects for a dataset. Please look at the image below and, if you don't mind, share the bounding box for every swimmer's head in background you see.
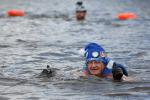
[76,1,83,6]
[76,1,86,12]
[84,43,108,64]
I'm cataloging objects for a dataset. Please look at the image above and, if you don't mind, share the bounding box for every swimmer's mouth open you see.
[90,67,99,70]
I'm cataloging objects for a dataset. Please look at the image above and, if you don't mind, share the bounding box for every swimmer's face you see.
[76,11,86,20]
[87,60,105,75]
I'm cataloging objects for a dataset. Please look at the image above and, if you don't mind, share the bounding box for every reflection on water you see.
[0,0,150,99]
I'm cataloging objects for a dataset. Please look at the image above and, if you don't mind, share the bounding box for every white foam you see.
[78,48,85,56]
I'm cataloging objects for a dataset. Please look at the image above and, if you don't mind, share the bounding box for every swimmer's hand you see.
[112,63,128,81]
[112,63,123,81]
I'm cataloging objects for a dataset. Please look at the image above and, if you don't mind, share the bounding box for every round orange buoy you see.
[117,12,137,20]
[7,9,25,17]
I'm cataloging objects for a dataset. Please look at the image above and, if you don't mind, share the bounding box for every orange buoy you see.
[117,12,137,20]
[7,9,25,17]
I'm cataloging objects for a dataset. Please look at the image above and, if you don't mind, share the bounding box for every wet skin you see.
[87,61,112,78]
[76,11,86,20]
[87,61,105,75]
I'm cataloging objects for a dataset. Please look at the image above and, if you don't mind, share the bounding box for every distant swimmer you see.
[78,43,129,81]
[76,1,87,21]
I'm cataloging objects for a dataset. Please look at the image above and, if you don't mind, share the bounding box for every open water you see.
[0,0,150,100]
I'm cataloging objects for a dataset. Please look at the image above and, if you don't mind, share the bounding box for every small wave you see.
[105,92,132,96]
[38,52,66,57]
[129,86,150,92]
[0,77,27,86]
[0,45,10,48]
[16,39,28,43]
[129,52,147,57]
[26,12,72,21]
[0,96,9,100]
[0,14,6,18]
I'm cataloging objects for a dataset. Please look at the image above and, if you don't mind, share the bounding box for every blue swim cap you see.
[84,43,107,64]
[85,43,105,52]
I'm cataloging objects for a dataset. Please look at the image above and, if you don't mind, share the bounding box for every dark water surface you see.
[0,0,150,100]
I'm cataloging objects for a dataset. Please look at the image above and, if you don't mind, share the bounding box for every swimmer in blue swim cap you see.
[82,43,128,81]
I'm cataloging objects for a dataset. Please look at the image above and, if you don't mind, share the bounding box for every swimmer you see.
[76,1,87,21]
[79,43,129,81]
